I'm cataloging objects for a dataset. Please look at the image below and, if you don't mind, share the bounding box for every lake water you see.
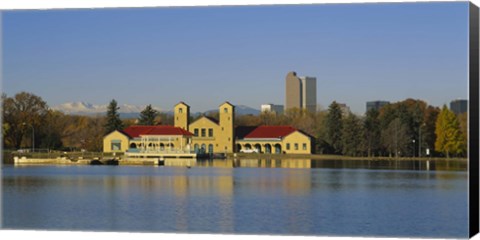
[1,159,469,238]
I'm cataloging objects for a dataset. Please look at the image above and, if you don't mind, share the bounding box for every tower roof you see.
[219,101,235,107]
[175,101,190,107]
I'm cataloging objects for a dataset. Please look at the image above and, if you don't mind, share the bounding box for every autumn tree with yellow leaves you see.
[435,105,465,158]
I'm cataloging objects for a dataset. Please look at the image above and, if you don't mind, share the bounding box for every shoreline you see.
[229,153,467,162]
[3,153,468,165]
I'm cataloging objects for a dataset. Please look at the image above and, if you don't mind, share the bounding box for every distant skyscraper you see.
[285,71,317,112]
[261,104,284,115]
[366,101,390,112]
[337,103,351,117]
[450,99,468,114]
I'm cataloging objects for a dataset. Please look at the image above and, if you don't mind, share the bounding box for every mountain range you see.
[52,102,260,118]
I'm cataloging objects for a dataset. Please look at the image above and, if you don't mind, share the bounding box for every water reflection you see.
[191,158,467,171]
[2,162,468,237]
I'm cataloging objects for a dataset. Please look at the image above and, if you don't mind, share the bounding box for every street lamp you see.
[22,122,34,153]
[412,139,416,157]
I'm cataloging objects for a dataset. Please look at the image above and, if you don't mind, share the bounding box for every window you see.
[286,143,290,150]
[208,144,214,153]
[194,129,199,136]
[201,128,206,137]
[208,128,213,137]
[194,144,199,153]
[294,143,299,150]
[179,108,183,113]
[111,142,121,151]
[224,108,228,113]
[303,143,307,150]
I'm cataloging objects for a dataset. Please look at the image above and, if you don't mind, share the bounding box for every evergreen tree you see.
[325,101,343,154]
[341,114,364,157]
[104,99,123,134]
[435,105,464,158]
[138,104,158,125]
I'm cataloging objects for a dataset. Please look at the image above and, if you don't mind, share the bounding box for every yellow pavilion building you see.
[103,101,313,154]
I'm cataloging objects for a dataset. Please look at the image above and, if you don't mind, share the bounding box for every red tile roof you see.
[243,126,298,139]
[122,125,193,138]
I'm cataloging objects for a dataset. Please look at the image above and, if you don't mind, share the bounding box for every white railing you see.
[128,149,195,154]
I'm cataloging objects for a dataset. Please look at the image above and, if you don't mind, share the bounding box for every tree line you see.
[2,92,467,158]
[1,92,168,152]
[237,99,466,158]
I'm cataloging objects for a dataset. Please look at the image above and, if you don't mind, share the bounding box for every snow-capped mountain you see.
[203,105,260,116]
[52,102,260,118]
[52,102,160,115]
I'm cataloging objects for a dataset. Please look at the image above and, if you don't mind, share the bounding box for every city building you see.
[450,99,468,114]
[261,103,284,114]
[337,103,351,117]
[366,100,390,112]
[285,71,317,113]
[104,101,314,154]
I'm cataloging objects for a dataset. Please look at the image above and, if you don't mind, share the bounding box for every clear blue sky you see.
[2,2,469,114]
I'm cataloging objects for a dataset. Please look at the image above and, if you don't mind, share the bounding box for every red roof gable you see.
[244,126,297,139]
[122,125,193,138]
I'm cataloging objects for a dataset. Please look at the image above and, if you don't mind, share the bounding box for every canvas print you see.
[1,1,477,238]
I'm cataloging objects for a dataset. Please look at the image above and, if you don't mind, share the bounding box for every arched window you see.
[265,144,272,154]
[274,144,282,154]
[194,144,199,153]
[254,144,262,153]
[208,144,214,153]
[236,144,242,152]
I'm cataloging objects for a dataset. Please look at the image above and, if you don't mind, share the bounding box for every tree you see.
[259,111,277,126]
[2,92,49,149]
[341,114,364,157]
[457,112,468,157]
[378,99,430,157]
[40,110,64,149]
[435,105,464,158]
[381,118,410,158]
[325,101,343,154]
[364,108,381,157]
[314,110,332,154]
[84,116,106,152]
[138,104,158,125]
[104,99,124,134]
[422,106,440,156]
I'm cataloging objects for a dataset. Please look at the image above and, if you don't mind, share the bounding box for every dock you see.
[125,151,197,159]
